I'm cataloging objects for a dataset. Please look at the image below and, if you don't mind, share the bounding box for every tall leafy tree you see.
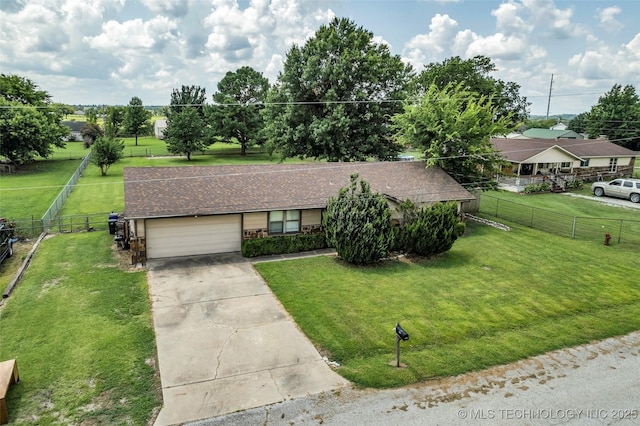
[90,136,124,176]
[209,66,270,156]
[164,85,210,160]
[167,85,206,117]
[123,97,152,146]
[164,107,208,161]
[392,83,509,188]
[104,106,125,138]
[584,84,640,150]
[568,112,589,133]
[323,174,394,265]
[262,17,412,162]
[0,74,69,165]
[412,56,529,125]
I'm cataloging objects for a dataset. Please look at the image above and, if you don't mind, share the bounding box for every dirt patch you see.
[111,243,145,272]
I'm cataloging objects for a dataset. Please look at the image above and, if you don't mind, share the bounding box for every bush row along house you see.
[123,161,475,261]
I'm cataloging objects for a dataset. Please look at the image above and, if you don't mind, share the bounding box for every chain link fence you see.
[479,194,640,246]
[7,212,113,239]
[41,153,92,229]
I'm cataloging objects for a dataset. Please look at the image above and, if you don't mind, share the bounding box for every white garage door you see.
[146,215,241,259]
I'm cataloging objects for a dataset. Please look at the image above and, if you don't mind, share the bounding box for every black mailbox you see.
[395,323,409,341]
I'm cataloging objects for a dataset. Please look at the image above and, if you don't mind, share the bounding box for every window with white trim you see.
[609,158,618,173]
[268,210,300,234]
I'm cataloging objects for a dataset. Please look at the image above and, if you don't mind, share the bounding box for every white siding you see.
[146,215,241,259]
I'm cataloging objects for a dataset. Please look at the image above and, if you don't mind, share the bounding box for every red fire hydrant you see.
[604,233,611,246]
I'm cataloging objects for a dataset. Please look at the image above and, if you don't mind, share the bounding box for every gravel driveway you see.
[562,192,640,210]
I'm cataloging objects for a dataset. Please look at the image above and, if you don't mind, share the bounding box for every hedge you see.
[241,234,328,258]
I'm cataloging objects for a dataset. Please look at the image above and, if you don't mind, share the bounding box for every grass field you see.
[0,159,82,219]
[0,231,161,424]
[478,190,640,245]
[255,221,640,388]
[60,143,283,215]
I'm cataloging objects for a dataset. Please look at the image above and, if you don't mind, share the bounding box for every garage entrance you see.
[145,215,241,259]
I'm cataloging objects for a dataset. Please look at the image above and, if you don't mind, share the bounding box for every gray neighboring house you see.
[153,119,167,139]
[123,161,475,260]
[61,121,86,141]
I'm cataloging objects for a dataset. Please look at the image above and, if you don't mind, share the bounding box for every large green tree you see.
[164,85,210,160]
[164,107,208,161]
[323,174,393,265]
[123,96,152,146]
[412,56,529,125]
[584,84,640,151]
[262,17,412,162]
[0,74,69,165]
[104,106,125,138]
[167,85,206,117]
[392,83,509,188]
[90,136,124,176]
[209,66,270,156]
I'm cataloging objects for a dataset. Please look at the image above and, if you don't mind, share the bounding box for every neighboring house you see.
[153,119,167,139]
[550,123,568,131]
[61,120,86,141]
[123,161,475,260]
[492,137,638,191]
[505,132,530,139]
[522,128,583,139]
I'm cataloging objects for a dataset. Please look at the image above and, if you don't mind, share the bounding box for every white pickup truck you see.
[591,178,640,203]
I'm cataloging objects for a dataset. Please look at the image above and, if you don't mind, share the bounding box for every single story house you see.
[123,161,475,260]
[491,137,637,191]
[153,119,167,139]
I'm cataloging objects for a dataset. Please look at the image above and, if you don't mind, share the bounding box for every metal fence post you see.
[530,207,535,228]
[618,219,623,244]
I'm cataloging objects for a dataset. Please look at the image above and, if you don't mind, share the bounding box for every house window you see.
[580,159,590,167]
[561,162,571,168]
[609,158,618,173]
[269,210,300,234]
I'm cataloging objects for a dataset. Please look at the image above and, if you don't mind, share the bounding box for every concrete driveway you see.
[147,253,349,426]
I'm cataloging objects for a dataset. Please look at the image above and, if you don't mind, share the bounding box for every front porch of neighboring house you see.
[497,161,578,193]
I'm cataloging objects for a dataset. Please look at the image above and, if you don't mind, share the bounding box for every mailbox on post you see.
[394,322,409,367]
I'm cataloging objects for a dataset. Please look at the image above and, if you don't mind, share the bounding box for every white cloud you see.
[492,1,532,35]
[465,33,526,60]
[140,0,188,18]
[85,16,178,53]
[598,6,623,33]
[402,14,458,66]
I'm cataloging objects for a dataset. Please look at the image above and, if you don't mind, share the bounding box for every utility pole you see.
[546,74,554,120]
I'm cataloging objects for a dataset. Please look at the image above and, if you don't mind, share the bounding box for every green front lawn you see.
[255,222,640,388]
[0,231,161,424]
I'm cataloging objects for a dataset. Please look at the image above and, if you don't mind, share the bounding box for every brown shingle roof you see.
[491,138,638,162]
[123,161,474,219]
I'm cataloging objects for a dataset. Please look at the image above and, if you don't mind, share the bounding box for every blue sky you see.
[1,0,638,115]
